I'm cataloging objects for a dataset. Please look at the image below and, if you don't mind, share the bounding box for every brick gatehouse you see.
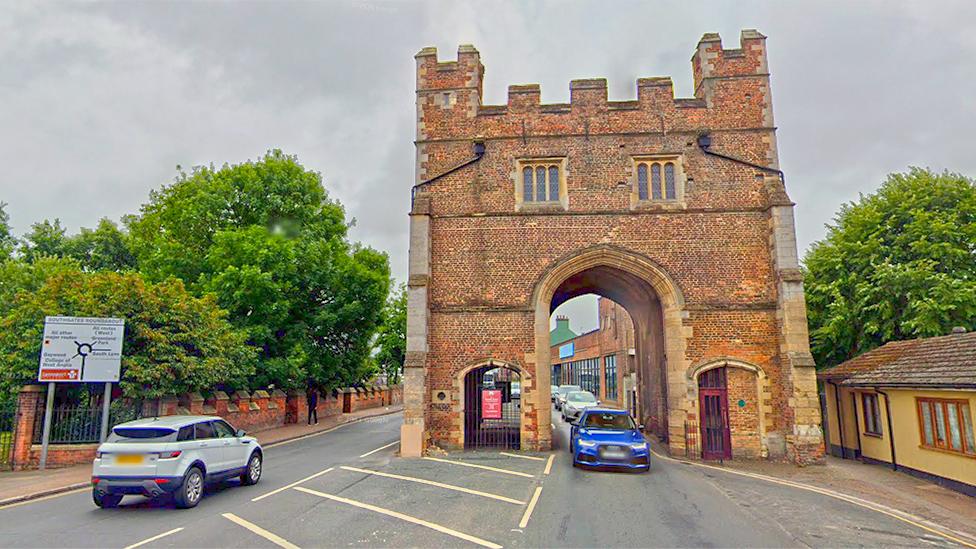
[401,30,824,464]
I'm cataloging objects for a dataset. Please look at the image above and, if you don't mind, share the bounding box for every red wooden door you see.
[699,367,732,460]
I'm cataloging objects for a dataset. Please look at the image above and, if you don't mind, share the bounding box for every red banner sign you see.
[482,389,502,419]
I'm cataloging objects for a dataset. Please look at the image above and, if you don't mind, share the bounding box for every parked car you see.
[570,408,649,472]
[551,385,560,402]
[91,415,263,509]
[561,391,598,422]
[554,385,582,410]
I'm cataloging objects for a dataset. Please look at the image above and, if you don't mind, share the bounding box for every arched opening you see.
[533,247,687,455]
[462,362,522,450]
[547,266,668,437]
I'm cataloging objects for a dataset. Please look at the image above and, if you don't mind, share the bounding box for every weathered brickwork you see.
[404,30,824,463]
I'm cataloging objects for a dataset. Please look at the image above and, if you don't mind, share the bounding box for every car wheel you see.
[92,491,122,508]
[240,452,262,486]
[175,466,204,509]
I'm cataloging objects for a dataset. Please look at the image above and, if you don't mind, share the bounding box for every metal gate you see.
[698,367,731,460]
[0,402,16,470]
[463,365,520,450]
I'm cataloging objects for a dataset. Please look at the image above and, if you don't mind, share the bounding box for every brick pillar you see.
[286,390,305,424]
[12,385,45,470]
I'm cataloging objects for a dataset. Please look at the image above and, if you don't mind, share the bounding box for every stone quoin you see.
[400,30,825,464]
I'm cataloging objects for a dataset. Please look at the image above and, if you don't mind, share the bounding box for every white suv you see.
[91,415,263,509]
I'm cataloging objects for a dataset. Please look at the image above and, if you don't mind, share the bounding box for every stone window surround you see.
[630,155,687,209]
[514,157,569,212]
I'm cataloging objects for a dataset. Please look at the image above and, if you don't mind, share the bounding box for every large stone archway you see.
[531,245,691,452]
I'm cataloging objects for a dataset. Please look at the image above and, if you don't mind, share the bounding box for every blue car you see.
[570,408,650,472]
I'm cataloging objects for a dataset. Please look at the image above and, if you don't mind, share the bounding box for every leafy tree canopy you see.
[374,284,406,385]
[127,150,390,390]
[18,217,136,272]
[0,203,16,260]
[804,167,976,369]
[0,269,255,399]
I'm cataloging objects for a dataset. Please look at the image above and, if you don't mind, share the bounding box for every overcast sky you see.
[2,1,974,333]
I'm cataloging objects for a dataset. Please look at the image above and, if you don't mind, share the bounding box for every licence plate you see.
[602,450,627,459]
[116,454,144,465]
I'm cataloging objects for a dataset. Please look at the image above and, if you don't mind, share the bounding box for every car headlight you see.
[630,442,648,450]
[578,440,597,448]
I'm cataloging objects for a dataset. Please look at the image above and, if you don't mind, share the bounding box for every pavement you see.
[0,404,402,506]
[0,404,974,548]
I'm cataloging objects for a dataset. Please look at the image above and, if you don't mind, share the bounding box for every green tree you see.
[62,218,137,272]
[0,270,255,399]
[0,256,81,317]
[804,167,976,369]
[19,219,67,263]
[0,203,16,260]
[127,150,390,390]
[374,284,406,384]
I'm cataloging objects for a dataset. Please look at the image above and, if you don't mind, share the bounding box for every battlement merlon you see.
[692,29,769,96]
[415,45,484,98]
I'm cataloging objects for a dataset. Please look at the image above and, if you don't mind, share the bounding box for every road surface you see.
[0,409,966,548]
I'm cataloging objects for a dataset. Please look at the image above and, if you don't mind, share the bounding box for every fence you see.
[33,400,146,444]
[0,402,16,470]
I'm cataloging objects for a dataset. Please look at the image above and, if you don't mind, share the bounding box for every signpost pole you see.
[99,382,112,443]
[39,382,55,471]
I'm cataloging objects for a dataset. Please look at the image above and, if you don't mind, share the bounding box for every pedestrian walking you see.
[307,384,319,425]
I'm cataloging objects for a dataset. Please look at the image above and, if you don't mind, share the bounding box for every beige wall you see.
[823,384,976,488]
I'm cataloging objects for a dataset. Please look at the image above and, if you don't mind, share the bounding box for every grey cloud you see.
[2,1,974,333]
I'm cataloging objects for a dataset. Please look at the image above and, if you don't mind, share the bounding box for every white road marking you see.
[123,527,184,549]
[222,512,300,549]
[650,450,976,549]
[359,440,399,458]
[251,467,334,502]
[294,487,502,549]
[518,486,543,529]
[499,452,546,462]
[340,465,524,504]
[423,456,535,478]
[543,454,555,475]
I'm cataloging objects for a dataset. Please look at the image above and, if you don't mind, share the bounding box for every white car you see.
[561,391,599,422]
[91,415,263,509]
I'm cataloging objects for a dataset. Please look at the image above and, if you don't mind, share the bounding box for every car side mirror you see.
[236,429,246,437]
[638,424,645,431]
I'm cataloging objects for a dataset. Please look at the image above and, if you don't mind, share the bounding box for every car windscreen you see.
[567,392,596,403]
[558,386,581,395]
[584,413,636,430]
[108,427,178,443]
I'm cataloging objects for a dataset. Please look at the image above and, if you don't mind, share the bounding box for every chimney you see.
[555,315,570,329]
[951,326,967,334]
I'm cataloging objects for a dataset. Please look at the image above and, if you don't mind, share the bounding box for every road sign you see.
[38,316,124,383]
[482,389,502,419]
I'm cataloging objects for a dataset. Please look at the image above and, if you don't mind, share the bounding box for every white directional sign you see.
[38,316,124,383]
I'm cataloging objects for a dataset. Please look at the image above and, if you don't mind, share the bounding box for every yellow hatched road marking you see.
[650,450,976,549]
[340,466,524,504]
[294,487,503,549]
[499,452,546,462]
[251,467,334,502]
[123,527,184,549]
[422,456,535,478]
[518,486,543,529]
[222,513,300,549]
[543,454,555,475]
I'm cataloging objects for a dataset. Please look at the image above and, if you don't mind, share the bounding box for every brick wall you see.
[10,384,402,470]
[407,30,824,463]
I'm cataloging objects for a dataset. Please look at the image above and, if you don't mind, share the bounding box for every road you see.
[0,408,967,548]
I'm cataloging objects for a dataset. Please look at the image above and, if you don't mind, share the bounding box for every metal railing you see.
[33,400,146,444]
[684,420,700,459]
[0,403,16,469]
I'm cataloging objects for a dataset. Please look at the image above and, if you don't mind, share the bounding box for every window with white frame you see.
[634,157,683,202]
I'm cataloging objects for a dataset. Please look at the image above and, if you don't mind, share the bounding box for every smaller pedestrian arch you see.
[688,358,769,459]
[457,360,524,450]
